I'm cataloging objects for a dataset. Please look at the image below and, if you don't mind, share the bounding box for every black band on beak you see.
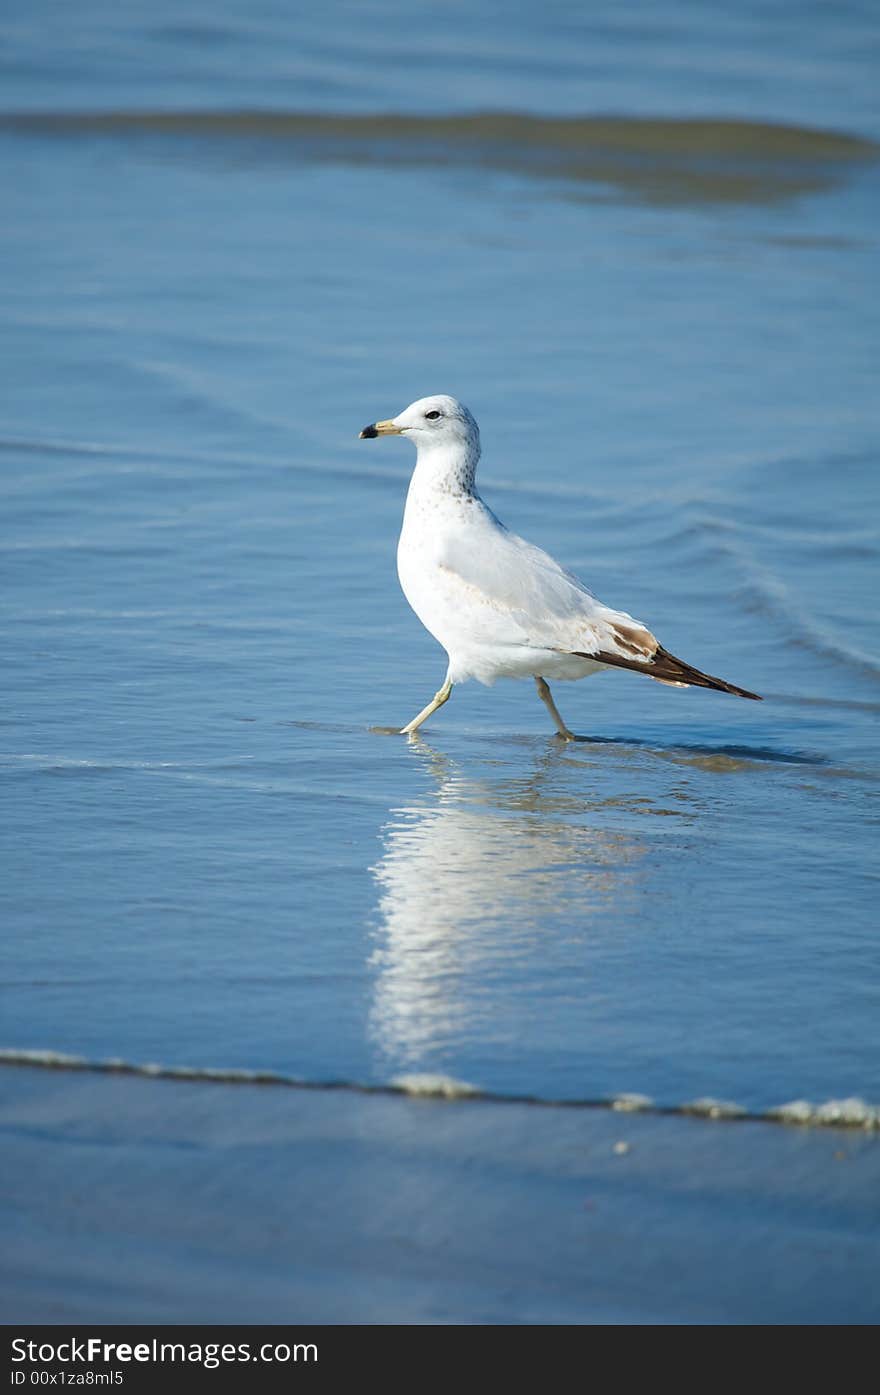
[359,423,378,439]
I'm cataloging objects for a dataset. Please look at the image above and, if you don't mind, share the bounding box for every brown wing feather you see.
[573,643,762,700]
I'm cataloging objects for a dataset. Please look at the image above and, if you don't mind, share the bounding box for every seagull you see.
[359,395,760,738]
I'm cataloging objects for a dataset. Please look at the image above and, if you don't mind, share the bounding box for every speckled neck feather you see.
[411,434,481,499]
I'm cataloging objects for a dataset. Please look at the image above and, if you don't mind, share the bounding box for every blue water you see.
[2,1,879,1114]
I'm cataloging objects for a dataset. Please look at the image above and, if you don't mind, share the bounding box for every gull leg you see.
[535,676,575,740]
[401,678,453,736]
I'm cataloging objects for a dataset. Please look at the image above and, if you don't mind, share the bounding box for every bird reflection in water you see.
[368,740,656,1071]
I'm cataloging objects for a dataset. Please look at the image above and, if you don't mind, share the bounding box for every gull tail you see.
[574,644,762,700]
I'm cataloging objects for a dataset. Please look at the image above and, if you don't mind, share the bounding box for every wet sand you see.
[2,1062,878,1324]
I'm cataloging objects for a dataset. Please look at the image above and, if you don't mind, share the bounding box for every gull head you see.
[359,395,479,456]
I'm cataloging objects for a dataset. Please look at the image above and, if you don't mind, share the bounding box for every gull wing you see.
[437,504,658,661]
[437,504,761,698]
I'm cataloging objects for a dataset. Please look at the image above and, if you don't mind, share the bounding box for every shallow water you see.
[2,1,879,1118]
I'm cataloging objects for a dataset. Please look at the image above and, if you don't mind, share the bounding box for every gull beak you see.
[359,418,403,439]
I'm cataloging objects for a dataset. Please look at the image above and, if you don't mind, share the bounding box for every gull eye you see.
[424,409,442,420]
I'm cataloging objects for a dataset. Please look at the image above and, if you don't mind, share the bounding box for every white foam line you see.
[1,1050,877,1129]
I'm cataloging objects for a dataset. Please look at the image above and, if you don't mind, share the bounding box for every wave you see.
[0,428,414,498]
[1,1048,877,1131]
[2,109,876,206]
[731,550,880,683]
[765,691,880,714]
[0,426,631,507]
[652,511,880,685]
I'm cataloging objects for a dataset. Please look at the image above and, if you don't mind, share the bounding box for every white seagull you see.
[359,395,760,738]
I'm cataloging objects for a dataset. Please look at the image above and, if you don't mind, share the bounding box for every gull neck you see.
[410,438,480,498]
